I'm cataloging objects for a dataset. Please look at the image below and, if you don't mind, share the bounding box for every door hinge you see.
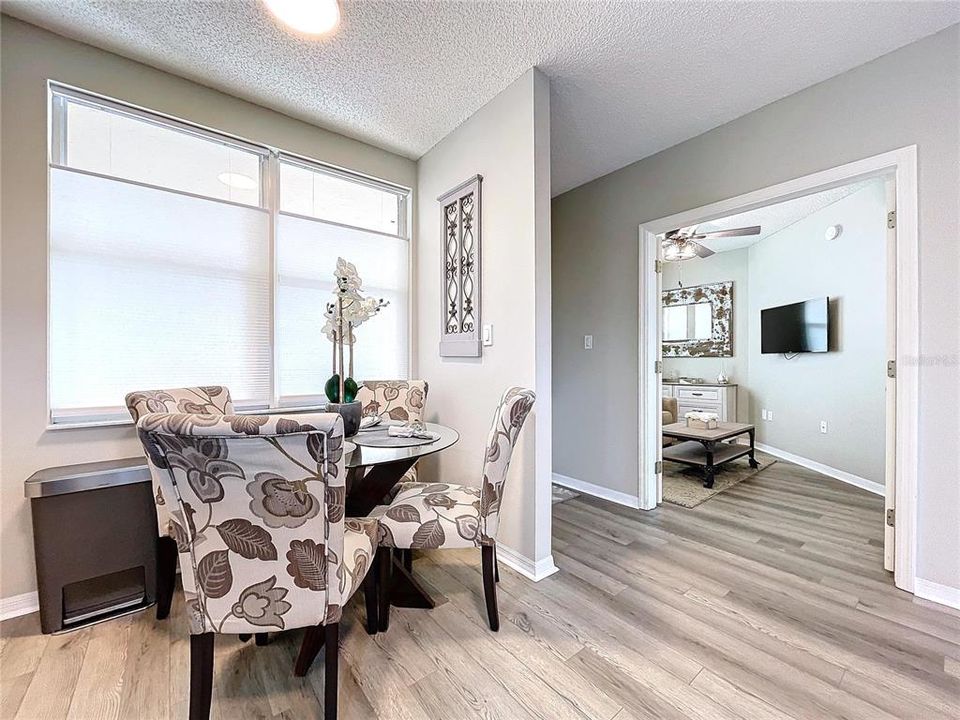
[886,508,895,527]
[655,259,663,274]
[654,360,663,374]
[887,360,896,378]
[655,461,663,474]
[887,210,896,229]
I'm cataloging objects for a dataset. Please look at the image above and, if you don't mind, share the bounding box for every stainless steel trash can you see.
[25,458,157,634]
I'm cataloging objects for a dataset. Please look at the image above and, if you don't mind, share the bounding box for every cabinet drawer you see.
[662,386,674,398]
[678,401,721,415]
[677,387,721,402]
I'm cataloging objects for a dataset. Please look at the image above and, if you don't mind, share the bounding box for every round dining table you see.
[343,422,459,610]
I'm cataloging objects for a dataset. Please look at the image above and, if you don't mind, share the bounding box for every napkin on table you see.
[388,425,440,441]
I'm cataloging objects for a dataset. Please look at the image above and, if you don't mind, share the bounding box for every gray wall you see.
[748,182,887,485]
[414,69,553,570]
[552,25,959,589]
[663,248,750,421]
[0,16,417,602]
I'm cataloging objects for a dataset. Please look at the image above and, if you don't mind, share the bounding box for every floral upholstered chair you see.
[134,411,378,720]
[357,379,429,483]
[371,386,535,632]
[125,386,235,620]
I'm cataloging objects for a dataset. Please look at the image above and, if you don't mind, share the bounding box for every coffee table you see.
[662,422,758,488]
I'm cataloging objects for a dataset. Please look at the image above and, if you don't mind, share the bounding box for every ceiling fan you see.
[661,224,761,261]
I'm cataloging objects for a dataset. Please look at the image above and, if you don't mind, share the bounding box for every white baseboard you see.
[755,443,884,496]
[552,472,641,509]
[495,544,559,582]
[914,578,960,611]
[0,591,39,622]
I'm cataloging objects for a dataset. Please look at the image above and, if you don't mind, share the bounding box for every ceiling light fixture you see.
[263,0,341,36]
[217,172,258,190]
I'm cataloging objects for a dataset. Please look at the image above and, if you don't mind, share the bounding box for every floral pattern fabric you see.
[357,379,429,483]
[134,411,377,635]
[357,380,428,422]
[373,387,535,550]
[125,386,235,538]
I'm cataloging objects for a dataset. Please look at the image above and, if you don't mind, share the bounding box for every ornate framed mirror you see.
[662,281,733,357]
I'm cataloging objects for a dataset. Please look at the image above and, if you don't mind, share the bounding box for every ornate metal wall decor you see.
[662,281,733,357]
[438,175,482,357]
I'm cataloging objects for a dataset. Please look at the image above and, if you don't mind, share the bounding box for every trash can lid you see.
[25,457,150,498]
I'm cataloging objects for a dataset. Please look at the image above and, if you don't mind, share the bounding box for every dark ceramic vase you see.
[326,400,362,437]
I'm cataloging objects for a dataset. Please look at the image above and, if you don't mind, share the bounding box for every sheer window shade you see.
[276,213,409,402]
[49,168,272,420]
[47,85,410,425]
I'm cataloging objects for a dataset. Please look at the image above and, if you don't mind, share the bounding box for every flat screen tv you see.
[761,297,829,354]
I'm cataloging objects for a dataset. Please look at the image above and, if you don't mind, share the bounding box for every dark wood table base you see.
[345,458,441,612]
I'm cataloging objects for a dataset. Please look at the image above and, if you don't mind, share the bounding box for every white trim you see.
[755,443,884,496]
[637,146,919,595]
[495,543,559,582]
[553,472,641,509]
[914,578,960,611]
[0,592,39,621]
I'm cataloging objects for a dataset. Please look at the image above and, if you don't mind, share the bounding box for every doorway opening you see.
[637,147,918,593]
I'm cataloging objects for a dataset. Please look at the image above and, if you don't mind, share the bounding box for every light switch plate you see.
[482,324,493,346]
[584,335,593,350]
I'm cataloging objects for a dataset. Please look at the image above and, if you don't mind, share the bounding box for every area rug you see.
[663,450,777,508]
[552,484,580,505]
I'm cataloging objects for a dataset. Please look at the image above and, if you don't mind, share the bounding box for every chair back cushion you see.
[125,386,234,422]
[135,412,353,635]
[125,386,235,536]
[479,387,536,541]
[357,380,428,422]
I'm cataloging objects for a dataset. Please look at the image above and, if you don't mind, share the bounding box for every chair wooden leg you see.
[255,633,269,646]
[377,548,392,632]
[481,545,499,631]
[189,633,214,720]
[156,535,178,620]
[494,545,500,583]
[401,549,413,572]
[324,622,340,720]
[294,625,324,677]
[363,566,379,635]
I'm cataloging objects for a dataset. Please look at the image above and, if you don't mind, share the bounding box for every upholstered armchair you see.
[125,386,235,620]
[371,386,535,632]
[134,411,378,720]
[357,379,429,483]
[662,396,679,447]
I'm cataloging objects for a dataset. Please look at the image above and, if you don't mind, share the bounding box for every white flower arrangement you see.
[324,257,389,403]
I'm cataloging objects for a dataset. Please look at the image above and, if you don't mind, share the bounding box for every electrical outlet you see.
[584,335,593,350]
[820,420,828,434]
[767,410,774,421]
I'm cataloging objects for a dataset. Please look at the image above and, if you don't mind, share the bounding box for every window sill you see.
[46,404,334,431]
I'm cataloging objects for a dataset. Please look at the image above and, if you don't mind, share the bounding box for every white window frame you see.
[46,81,412,428]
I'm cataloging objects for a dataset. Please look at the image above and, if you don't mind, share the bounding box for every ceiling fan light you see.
[263,0,341,36]
[663,242,697,262]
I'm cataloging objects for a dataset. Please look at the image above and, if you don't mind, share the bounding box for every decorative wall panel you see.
[438,175,482,357]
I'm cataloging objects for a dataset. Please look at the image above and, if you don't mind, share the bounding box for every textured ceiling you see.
[695,179,878,252]
[4,1,958,195]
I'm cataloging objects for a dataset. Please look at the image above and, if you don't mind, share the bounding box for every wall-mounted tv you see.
[761,297,829,354]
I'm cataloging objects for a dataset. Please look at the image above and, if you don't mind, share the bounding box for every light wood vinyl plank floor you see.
[2,461,958,719]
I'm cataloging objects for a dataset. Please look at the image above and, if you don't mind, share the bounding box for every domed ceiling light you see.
[263,0,341,36]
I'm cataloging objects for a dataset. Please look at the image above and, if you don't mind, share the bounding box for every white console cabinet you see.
[663,382,738,423]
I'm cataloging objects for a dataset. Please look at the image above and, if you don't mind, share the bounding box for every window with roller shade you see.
[47,84,410,425]
[276,157,409,406]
